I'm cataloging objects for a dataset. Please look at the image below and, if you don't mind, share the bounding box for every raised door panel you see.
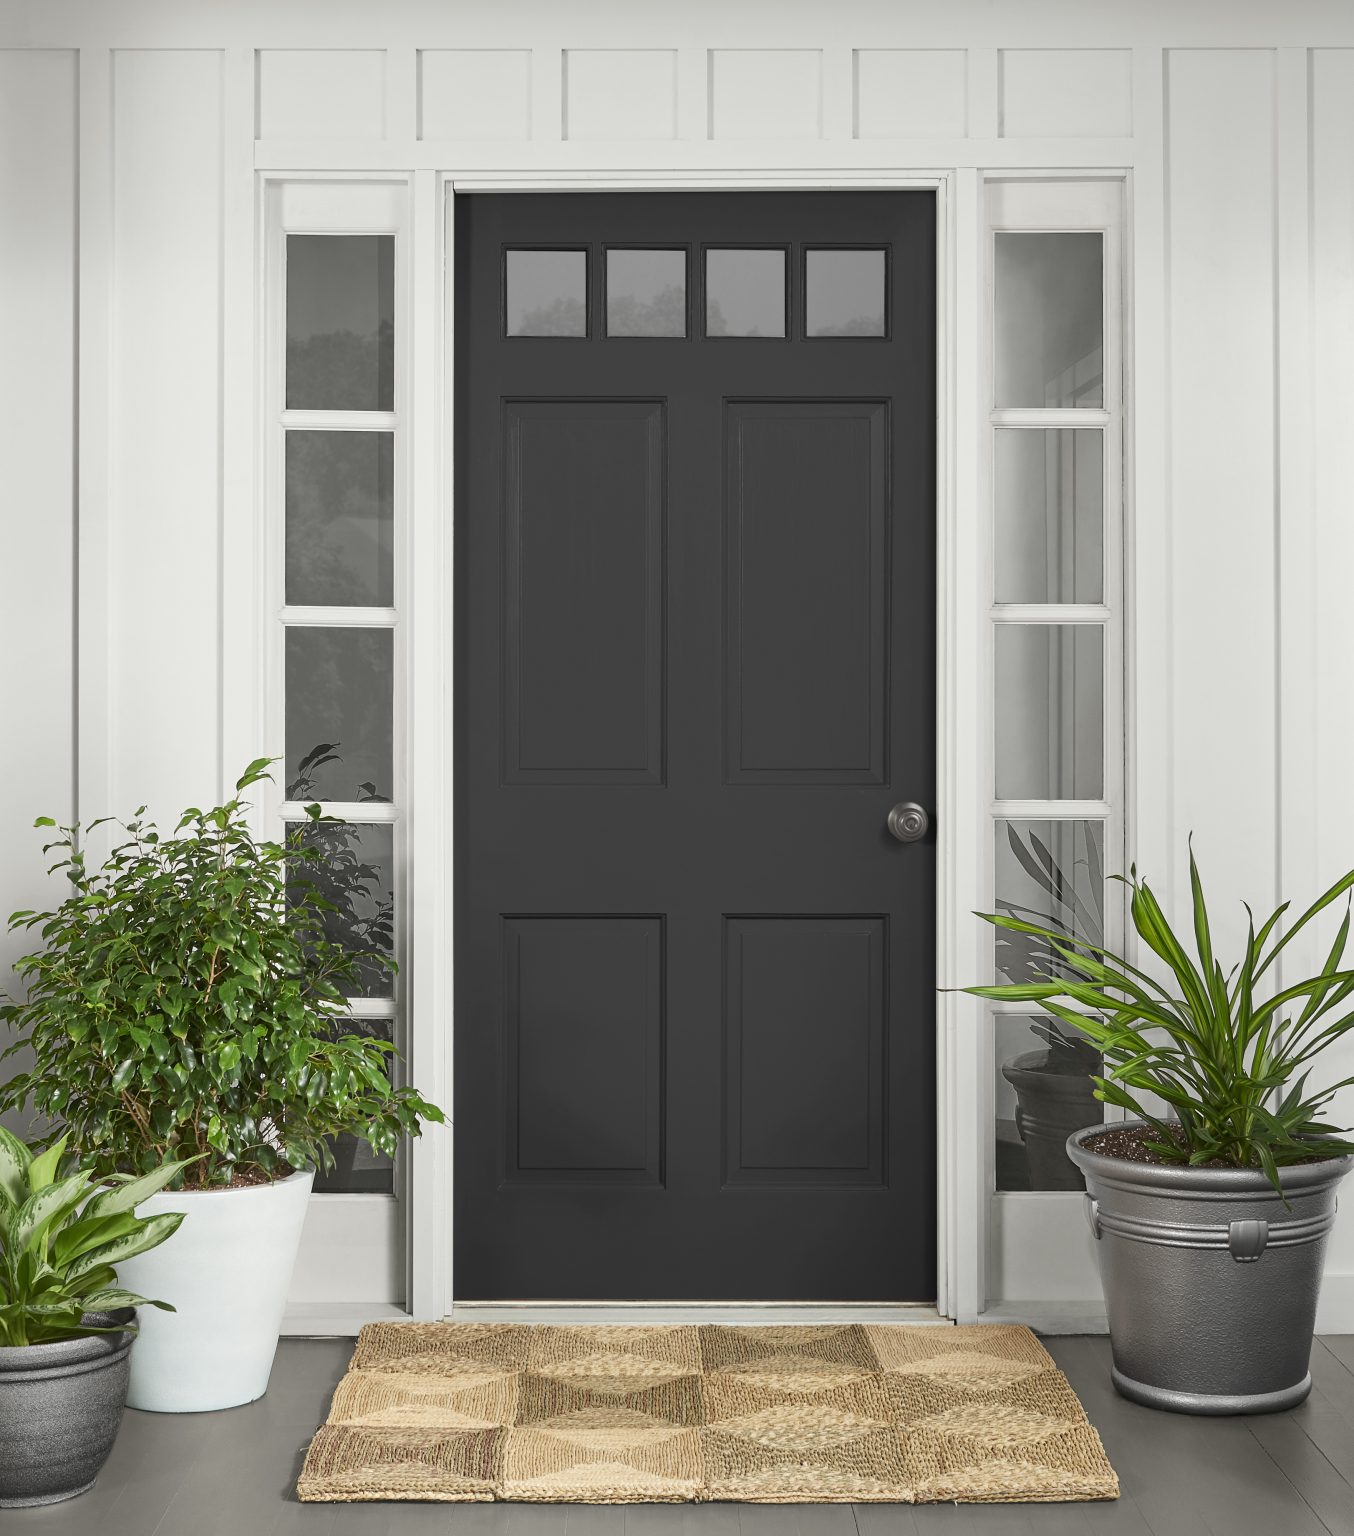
[725,400,888,783]
[503,400,665,783]
[724,916,885,1186]
[503,916,664,1185]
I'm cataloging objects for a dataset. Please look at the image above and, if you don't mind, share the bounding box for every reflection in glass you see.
[285,628,393,801]
[705,249,786,338]
[286,235,394,411]
[993,819,1104,988]
[995,624,1103,800]
[995,430,1103,604]
[287,818,394,999]
[506,249,587,336]
[312,1017,396,1194]
[995,1014,1102,1191]
[806,249,886,336]
[994,232,1103,408]
[606,249,686,337]
[285,431,394,607]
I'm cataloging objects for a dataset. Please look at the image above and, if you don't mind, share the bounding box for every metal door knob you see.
[887,802,930,843]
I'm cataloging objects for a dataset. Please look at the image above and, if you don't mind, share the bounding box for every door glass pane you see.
[995,624,1103,800]
[506,249,587,336]
[285,431,394,607]
[313,1018,396,1193]
[806,249,886,336]
[994,430,1103,604]
[995,1014,1102,1191]
[285,628,394,801]
[994,232,1103,408]
[286,234,394,411]
[606,249,686,337]
[287,820,395,998]
[993,819,1104,985]
[705,249,786,337]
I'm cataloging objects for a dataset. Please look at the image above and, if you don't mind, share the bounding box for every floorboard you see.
[4,1337,1354,1536]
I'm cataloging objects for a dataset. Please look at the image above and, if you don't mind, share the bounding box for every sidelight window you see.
[267,184,408,1212]
[985,182,1124,1198]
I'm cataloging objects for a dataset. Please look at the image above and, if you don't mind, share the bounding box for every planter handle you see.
[1228,1218,1268,1263]
[1084,1194,1101,1240]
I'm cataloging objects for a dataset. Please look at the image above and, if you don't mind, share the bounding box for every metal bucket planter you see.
[1001,1050,1100,1190]
[0,1309,134,1507]
[1068,1124,1351,1414]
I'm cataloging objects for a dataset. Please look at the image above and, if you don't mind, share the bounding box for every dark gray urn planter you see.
[0,1309,134,1507]
[1001,1050,1100,1190]
[1067,1125,1351,1414]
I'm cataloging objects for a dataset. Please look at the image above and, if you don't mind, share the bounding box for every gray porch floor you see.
[10,1335,1354,1535]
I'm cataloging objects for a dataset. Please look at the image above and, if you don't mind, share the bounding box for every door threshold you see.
[447,1301,949,1326]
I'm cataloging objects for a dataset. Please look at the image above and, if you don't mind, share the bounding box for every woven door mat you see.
[297,1322,1118,1505]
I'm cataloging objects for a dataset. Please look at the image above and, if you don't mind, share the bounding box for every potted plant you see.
[0,1129,189,1505]
[969,845,1354,1414]
[0,760,444,1413]
[995,825,1104,1190]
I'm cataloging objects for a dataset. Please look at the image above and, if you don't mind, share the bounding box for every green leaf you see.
[26,1133,70,1193]
[66,1211,185,1280]
[84,1155,199,1216]
[0,1124,31,1208]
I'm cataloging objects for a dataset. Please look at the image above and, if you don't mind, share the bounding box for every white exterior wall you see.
[4,0,1354,1325]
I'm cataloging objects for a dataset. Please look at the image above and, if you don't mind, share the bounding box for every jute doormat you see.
[296,1323,1118,1504]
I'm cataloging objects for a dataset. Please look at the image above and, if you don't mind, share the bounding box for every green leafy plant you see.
[0,760,443,1189]
[968,844,1354,1189]
[0,1128,190,1346]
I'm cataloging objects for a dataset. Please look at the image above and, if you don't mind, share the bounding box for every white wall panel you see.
[999,49,1132,138]
[419,48,531,140]
[109,50,223,823]
[709,49,822,139]
[0,48,76,1134]
[257,48,385,139]
[853,49,967,138]
[1164,48,1276,948]
[564,49,677,141]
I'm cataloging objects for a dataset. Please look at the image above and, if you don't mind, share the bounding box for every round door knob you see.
[887,802,930,844]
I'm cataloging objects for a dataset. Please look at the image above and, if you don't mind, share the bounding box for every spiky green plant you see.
[968,845,1354,1190]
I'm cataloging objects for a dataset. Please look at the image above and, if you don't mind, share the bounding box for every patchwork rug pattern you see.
[297,1323,1118,1505]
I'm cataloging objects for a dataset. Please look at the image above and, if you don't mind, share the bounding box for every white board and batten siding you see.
[3,0,1354,1330]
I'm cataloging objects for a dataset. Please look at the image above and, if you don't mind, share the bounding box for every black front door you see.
[455,192,936,1300]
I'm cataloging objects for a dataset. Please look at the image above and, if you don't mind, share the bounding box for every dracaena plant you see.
[0,760,443,1189]
[968,844,1354,1191]
[0,1128,190,1346]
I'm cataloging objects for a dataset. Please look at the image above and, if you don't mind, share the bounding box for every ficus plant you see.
[0,760,443,1189]
[0,1129,190,1346]
[968,844,1354,1192]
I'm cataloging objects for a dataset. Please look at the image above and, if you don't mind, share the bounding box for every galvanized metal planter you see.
[1067,1124,1351,1414]
[0,1309,134,1507]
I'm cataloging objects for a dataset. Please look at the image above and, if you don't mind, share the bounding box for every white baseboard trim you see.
[447,1301,949,1326]
[282,1301,409,1337]
[980,1299,1108,1334]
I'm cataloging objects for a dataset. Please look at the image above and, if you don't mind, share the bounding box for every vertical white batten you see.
[77,46,113,831]
[221,47,260,806]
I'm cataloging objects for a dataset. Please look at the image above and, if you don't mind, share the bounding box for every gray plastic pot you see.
[1067,1125,1351,1414]
[0,1309,134,1506]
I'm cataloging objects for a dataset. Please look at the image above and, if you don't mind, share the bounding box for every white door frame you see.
[417,168,981,1322]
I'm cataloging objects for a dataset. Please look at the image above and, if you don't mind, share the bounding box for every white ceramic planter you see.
[116,1167,314,1413]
